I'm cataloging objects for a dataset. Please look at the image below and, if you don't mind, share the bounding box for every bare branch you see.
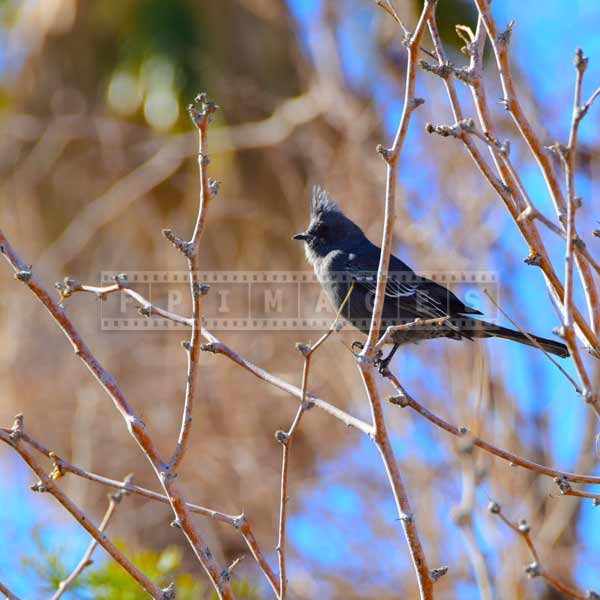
[361,0,434,355]
[10,431,238,521]
[385,374,600,484]
[201,332,373,435]
[51,477,131,600]
[0,582,21,600]
[554,477,600,506]
[167,93,217,473]
[472,0,600,352]
[1,426,279,596]
[489,502,595,599]
[473,2,565,218]
[0,231,235,599]
[356,4,439,597]
[59,277,373,435]
[276,282,354,598]
[426,8,600,405]
[0,425,166,598]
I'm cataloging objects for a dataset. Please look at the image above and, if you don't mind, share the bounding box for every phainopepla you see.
[292,187,569,371]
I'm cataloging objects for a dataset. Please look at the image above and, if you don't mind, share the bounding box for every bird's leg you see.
[352,339,389,370]
[376,343,400,375]
[351,340,383,361]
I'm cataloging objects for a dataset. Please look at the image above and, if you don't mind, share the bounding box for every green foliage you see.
[414,0,480,55]
[21,528,74,595]
[93,0,206,124]
[24,535,260,599]
[87,544,205,599]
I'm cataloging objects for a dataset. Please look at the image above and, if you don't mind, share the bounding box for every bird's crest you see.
[311,186,341,217]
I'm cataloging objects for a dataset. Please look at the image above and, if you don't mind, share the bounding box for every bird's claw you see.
[376,355,391,376]
[351,340,364,358]
[352,341,389,373]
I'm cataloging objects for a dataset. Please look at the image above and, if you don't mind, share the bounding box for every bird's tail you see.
[464,320,569,358]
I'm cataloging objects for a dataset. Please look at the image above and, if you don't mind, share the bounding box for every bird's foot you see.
[351,341,365,358]
[375,354,392,376]
[351,340,364,358]
[352,341,388,372]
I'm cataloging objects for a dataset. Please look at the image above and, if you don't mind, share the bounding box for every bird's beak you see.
[292,232,311,241]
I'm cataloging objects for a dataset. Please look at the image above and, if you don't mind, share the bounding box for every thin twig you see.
[375,0,409,37]
[483,289,581,392]
[59,275,600,483]
[384,374,600,484]
[472,0,600,351]
[548,49,597,404]
[16,432,240,521]
[358,3,439,598]
[276,282,354,599]
[58,279,193,327]
[373,316,449,354]
[362,0,433,355]
[427,9,600,359]
[564,49,586,332]
[0,231,235,599]
[488,502,594,599]
[237,516,280,596]
[426,8,600,403]
[1,409,281,595]
[0,582,21,600]
[472,2,565,217]
[554,477,600,505]
[167,94,218,473]
[61,279,373,435]
[51,478,131,600]
[0,423,166,598]
[42,435,278,594]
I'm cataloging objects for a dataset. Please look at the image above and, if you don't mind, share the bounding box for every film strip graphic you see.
[99,270,499,331]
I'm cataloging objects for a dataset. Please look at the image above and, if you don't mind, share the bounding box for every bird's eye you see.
[313,223,328,238]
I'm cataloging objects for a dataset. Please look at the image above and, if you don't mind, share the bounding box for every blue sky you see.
[285,0,600,596]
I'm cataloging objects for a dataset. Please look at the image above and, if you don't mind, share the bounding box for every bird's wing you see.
[342,252,440,319]
[345,250,482,319]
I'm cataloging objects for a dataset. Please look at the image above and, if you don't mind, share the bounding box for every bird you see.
[292,186,569,372]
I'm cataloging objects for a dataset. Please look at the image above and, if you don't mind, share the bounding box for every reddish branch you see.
[58,280,373,436]
[0,230,234,599]
[0,582,21,600]
[51,480,130,600]
[362,0,433,353]
[276,285,353,598]
[424,8,599,415]
[385,373,600,485]
[0,420,166,598]
[489,502,596,599]
[0,426,278,595]
[359,2,439,599]
[61,279,600,487]
[472,0,600,354]
[555,477,600,506]
[167,94,217,472]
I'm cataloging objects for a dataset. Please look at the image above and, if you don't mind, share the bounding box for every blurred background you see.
[1,0,599,597]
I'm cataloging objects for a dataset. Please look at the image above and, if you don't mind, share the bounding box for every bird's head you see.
[292,186,366,264]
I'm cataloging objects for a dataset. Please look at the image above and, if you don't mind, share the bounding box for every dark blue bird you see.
[293,187,568,371]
